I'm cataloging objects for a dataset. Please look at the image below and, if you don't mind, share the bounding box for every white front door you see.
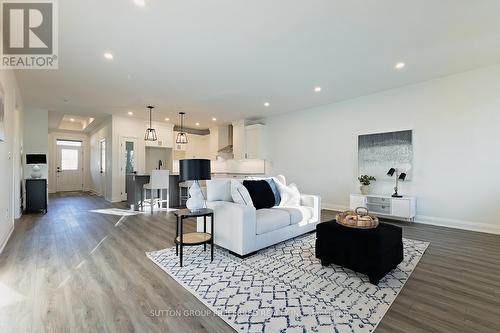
[120,137,138,201]
[56,141,83,192]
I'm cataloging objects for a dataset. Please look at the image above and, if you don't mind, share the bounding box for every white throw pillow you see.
[207,179,232,202]
[230,180,254,206]
[275,174,286,186]
[276,182,301,207]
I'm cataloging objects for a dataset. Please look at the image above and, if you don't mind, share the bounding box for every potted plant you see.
[358,175,376,195]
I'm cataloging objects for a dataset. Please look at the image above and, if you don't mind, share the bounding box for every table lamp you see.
[179,159,211,211]
[387,168,406,198]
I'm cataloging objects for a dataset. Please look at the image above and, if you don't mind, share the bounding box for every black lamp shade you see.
[179,159,211,181]
[399,172,407,181]
[387,168,396,176]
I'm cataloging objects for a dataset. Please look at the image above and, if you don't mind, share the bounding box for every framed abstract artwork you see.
[358,130,413,180]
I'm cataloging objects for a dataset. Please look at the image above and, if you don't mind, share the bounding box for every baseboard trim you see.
[414,215,500,235]
[321,203,349,212]
[0,223,14,254]
[322,202,500,235]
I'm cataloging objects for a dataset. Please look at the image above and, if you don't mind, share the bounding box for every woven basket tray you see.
[336,207,379,229]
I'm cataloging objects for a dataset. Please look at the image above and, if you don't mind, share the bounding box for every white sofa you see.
[196,178,321,257]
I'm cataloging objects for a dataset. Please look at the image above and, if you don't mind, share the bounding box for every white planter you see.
[360,185,370,195]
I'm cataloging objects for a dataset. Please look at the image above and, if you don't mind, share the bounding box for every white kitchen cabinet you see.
[174,131,211,159]
[245,124,266,159]
[232,121,246,160]
[232,121,266,160]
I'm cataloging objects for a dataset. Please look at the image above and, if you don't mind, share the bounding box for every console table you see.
[174,208,214,267]
[25,179,48,214]
[350,194,416,221]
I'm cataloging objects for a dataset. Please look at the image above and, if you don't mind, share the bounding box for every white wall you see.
[22,108,48,181]
[0,70,24,252]
[264,64,500,234]
[48,131,91,193]
[23,107,48,154]
[90,117,112,201]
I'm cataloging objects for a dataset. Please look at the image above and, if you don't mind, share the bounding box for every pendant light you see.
[144,106,157,141]
[176,112,188,144]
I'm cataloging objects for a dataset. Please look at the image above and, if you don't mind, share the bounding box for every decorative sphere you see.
[31,165,42,179]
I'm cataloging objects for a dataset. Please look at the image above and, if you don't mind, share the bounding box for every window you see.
[61,149,79,170]
[56,140,82,147]
[100,139,106,173]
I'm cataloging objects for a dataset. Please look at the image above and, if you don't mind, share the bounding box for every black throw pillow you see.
[243,180,276,210]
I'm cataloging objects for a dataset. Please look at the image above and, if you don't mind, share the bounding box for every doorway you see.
[56,140,83,192]
[120,137,138,201]
[99,139,106,197]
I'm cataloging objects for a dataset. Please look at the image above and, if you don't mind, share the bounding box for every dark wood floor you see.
[0,192,499,332]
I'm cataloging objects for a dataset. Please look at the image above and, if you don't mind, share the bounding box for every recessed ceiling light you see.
[264,102,270,107]
[195,122,200,126]
[133,0,145,7]
[128,111,133,116]
[212,117,217,121]
[164,117,170,121]
[314,86,322,92]
[104,52,113,60]
[395,62,405,70]
[70,118,75,122]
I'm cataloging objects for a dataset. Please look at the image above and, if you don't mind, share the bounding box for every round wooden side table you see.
[174,208,214,267]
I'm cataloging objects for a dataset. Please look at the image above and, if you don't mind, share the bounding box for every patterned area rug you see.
[147,233,429,332]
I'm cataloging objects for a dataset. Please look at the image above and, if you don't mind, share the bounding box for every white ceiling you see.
[16,0,500,129]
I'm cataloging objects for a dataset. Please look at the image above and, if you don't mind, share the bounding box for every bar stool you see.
[142,170,169,213]
[178,181,190,207]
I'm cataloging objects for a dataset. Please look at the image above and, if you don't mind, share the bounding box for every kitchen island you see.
[126,173,180,210]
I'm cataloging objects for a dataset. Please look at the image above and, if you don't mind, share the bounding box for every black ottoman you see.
[315,220,403,285]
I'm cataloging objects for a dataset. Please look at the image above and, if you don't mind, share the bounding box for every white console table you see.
[350,194,416,221]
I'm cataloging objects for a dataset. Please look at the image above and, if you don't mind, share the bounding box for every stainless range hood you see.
[217,125,234,158]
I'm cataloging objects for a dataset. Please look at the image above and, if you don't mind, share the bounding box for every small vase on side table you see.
[360,185,370,195]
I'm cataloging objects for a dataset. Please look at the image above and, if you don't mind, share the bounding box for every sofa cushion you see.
[230,180,253,206]
[275,182,301,207]
[245,176,282,206]
[243,180,275,210]
[264,179,281,206]
[275,174,286,186]
[256,209,291,235]
[273,206,313,224]
[207,179,232,202]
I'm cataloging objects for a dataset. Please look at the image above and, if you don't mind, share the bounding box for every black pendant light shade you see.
[176,112,188,144]
[144,106,157,141]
